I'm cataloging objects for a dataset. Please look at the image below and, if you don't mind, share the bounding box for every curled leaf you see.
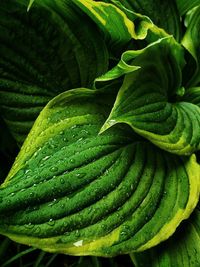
[101,37,200,156]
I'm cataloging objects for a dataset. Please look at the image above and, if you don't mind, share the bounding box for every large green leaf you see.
[131,206,200,267]
[182,5,200,87]
[101,37,200,156]
[0,88,199,256]
[99,0,181,41]
[0,0,108,145]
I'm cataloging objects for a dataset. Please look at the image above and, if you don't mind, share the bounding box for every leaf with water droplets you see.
[0,88,199,256]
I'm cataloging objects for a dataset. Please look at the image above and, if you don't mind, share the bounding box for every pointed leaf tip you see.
[27,0,35,12]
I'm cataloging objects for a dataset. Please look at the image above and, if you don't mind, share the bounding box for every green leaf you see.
[176,0,200,15]
[102,0,181,41]
[0,0,108,145]
[0,88,199,256]
[182,5,200,87]
[131,206,200,267]
[101,37,200,156]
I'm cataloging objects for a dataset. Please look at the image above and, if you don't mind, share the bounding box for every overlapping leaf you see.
[99,0,181,41]
[131,206,200,267]
[0,88,199,256]
[101,37,200,155]
[182,5,200,87]
[0,0,108,145]
[73,0,169,53]
[176,0,200,15]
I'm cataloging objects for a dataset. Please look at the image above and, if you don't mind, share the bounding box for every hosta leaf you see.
[101,0,181,41]
[131,206,200,267]
[101,37,200,156]
[0,88,199,256]
[176,0,200,15]
[182,5,200,87]
[0,0,108,145]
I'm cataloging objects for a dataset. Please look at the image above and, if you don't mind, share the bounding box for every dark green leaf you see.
[176,0,200,15]
[0,0,108,145]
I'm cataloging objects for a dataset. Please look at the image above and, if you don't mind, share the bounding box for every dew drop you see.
[76,173,85,179]
[61,204,65,209]
[50,166,58,172]
[25,222,34,229]
[48,218,55,226]
[42,156,50,161]
[73,240,83,247]
[30,192,34,197]
[10,192,15,196]
[60,178,65,184]
[75,230,80,237]
[25,146,31,153]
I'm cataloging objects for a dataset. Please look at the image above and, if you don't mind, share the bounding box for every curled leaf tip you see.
[27,0,35,12]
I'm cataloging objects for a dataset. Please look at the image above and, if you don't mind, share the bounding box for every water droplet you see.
[70,159,75,163]
[73,240,83,247]
[42,156,50,161]
[48,218,55,226]
[30,192,34,197]
[50,166,58,172]
[71,125,77,129]
[60,178,65,184]
[25,169,31,175]
[81,130,89,135]
[75,230,80,237]
[33,183,37,187]
[39,131,46,137]
[10,192,15,196]
[76,173,85,179]
[101,224,107,230]
[25,222,34,229]
[25,146,31,153]
[34,226,41,234]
